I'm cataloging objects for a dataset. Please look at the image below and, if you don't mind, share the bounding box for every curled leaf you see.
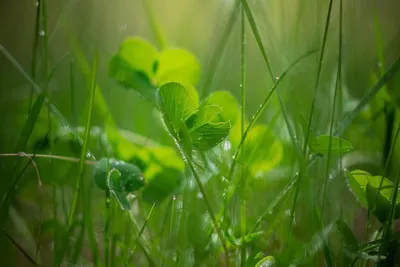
[310,135,353,155]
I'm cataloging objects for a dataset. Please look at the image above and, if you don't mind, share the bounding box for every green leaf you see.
[255,256,276,267]
[158,82,199,134]
[115,37,158,78]
[109,56,157,103]
[345,169,400,222]
[310,135,353,155]
[109,37,158,103]
[203,91,239,124]
[93,158,145,192]
[186,105,223,131]
[190,121,231,151]
[336,220,358,252]
[155,48,201,87]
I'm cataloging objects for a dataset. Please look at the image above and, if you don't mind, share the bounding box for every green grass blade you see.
[202,0,240,96]
[240,3,247,266]
[29,0,41,111]
[142,0,167,50]
[336,56,400,135]
[221,49,318,218]
[67,50,98,227]
[240,0,274,80]
[303,0,334,156]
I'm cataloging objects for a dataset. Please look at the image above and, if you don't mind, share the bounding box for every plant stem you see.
[67,51,98,228]
[182,148,230,266]
[321,0,343,218]
[0,153,96,165]
[239,2,247,266]
[142,0,167,50]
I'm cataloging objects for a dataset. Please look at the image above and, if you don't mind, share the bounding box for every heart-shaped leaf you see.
[114,37,158,78]
[185,105,223,131]
[190,121,231,151]
[310,135,353,155]
[155,48,201,87]
[203,91,239,124]
[345,169,400,222]
[109,37,158,104]
[158,82,199,134]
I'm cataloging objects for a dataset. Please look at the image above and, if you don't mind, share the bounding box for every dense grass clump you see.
[1,0,400,266]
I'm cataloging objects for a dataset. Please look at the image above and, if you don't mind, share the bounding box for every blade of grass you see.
[302,0,334,155]
[0,44,94,158]
[336,56,400,134]
[202,0,240,96]
[221,49,318,218]
[84,184,100,266]
[379,164,400,266]
[67,50,98,229]
[183,148,230,267]
[29,0,41,111]
[142,0,167,50]
[130,203,156,257]
[161,198,175,267]
[290,0,334,253]
[70,60,78,126]
[239,2,247,266]
[321,0,343,218]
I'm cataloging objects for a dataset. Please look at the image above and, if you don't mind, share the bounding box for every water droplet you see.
[196,192,203,199]
[36,1,39,7]
[172,195,176,201]
[223,141,231,151]
[39,30,45,36]
[275,76,280,80]
[284,209,291,216]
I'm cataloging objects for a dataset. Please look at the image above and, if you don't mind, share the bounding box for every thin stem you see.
[182,148,230,266]
[130,203,156,257]
[67,51,98,228]
[202,0,240,96]
[29,0,41,111]
[142,0,167,50]
[240,2,247,265]
[303,0,333,156]
[221,49,318,219]
[321,0,343,218]
[0,153,96,165]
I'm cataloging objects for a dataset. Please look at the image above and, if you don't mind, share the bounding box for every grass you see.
[1,0,400,266]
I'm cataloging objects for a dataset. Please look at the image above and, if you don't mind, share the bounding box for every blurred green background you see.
[1,0,400,266]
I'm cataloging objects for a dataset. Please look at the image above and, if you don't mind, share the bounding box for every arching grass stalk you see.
[0,44,95,158]
[181,147,230,267]
[161,198,175,267]
[67,51,98,228]
[302,0,334,157]
[29,0,41,111]
[142,0,167,50]
[202,0,240,97]
[221,49,318,219]
[379,165,400,266]
[289,0,334,247]
[130,203,156,255]
[320,0,343,218]
[239,2,247,265]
